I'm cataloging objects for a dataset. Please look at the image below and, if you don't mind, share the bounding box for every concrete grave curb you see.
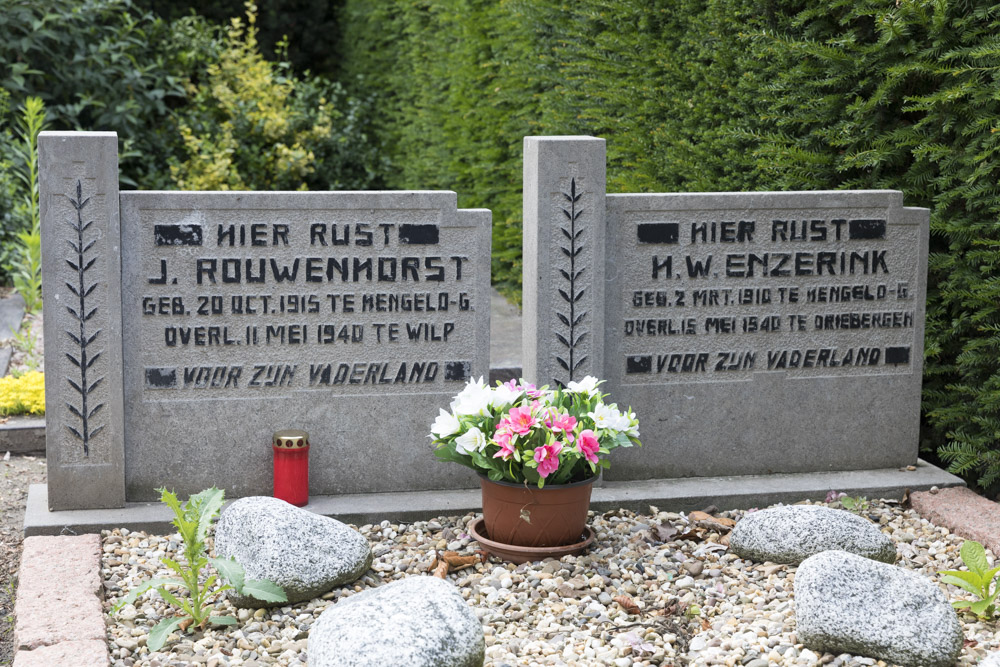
[0,417,46,455]
[24,458,962,536]
[13,534,110,666]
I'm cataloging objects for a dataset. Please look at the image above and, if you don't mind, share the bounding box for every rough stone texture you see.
[0,291,24,341]
[729,504,896,564]
[980,653,1000,667]
[795,550,963,667]
[13,640,109,667]
[14,535,105,650]
[911,485,1000,556]
[39,131,125,510]
[309,576,484,667]
[119,190,490,501]
[600,190,929,481]
[522,136,606,388]
[214,496,373,606]
[0,417,46,455]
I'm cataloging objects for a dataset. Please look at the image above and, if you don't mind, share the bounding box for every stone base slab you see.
[24,459,963,536]
[0,417,46,455]
[13,640,109,667]
[13,534,109,666]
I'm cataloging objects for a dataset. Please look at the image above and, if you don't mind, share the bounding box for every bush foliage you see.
[337,0,1000,487]
[0,370,45,416]
[171,5,383,191]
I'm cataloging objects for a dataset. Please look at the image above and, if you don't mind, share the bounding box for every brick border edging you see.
[13,534,110,667]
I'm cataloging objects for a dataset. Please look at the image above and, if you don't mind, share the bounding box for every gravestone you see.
[524,136,929,480]
[40,132,125,510]
[40,132,491,509]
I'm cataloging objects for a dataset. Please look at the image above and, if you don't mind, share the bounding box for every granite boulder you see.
[795,550,963,667]
[214,496,372,607]
[729,504,895,564]
[309,576,485,667]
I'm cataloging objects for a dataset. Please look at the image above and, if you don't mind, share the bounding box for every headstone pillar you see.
[39,131,125,509]
[522,136,606,386]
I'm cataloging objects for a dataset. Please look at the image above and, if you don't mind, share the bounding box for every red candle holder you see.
[273,429,309,506]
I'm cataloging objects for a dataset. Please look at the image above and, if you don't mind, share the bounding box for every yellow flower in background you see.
[0,371,45,416]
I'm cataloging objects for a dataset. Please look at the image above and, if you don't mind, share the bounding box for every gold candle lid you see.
[273,429,309,449]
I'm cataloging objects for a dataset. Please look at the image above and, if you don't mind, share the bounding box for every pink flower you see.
[506,405,537,435]
[534,441,563,478]
[492,428,515,460]
[545,410,577,438]
[576,429,600,465]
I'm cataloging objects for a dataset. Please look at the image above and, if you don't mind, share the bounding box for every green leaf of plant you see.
[942,573,985,596]
[147,616,187,653]
[209,556,246,591]
[952,600,973,609]
[160,556,186,578]
[970,599,993,617]
[157,587,185,609]
[961,540,990,576]
[190,487,225,544]
[240,579,288,603]
[209,615,238,626]
[113,577,187,612]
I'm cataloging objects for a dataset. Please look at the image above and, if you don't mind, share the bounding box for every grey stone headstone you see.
[521,140,929,479]
[603,190,928,479]
[119,190,491,500]
[39,132,125,510]
[522,136,605,387]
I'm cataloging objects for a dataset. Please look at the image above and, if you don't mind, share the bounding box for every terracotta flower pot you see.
[479,474,595,548]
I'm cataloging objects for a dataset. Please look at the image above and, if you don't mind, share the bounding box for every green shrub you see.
[8,96,47,313]
[337,0,777,301]
[170,3,383,191]
[0,0,196,188]
[0,90,22,284]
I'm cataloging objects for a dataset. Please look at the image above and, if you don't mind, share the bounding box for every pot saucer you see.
[467,517,596,564]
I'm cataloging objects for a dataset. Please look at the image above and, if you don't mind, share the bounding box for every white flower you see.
[455,427,487,455]
[566,375,601,396]
[429,409,461,438]
[491,382,521,408]
[450,377,493,417]
[587,402,618,429]
[621,408,640,437]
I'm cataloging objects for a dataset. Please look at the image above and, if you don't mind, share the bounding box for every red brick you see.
[13,640,109,667]
[14,534,106,651]
[911,486,1000,556]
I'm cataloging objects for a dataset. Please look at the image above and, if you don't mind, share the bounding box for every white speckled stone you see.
[214,496,372,607]
[309,576,485,667]
[730,505,895,564]
[795,550,963,667]
[980,653,1000,667]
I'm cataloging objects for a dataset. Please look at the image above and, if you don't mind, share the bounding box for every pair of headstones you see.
[39,133,928,511]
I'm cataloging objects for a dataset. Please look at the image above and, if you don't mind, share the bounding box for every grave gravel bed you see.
[103,498,998,667]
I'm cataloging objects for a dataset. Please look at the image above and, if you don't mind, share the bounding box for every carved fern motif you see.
[64,180,104,456]
[553,177,587,386]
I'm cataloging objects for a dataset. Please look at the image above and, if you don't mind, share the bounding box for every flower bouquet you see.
[429,376,641,489]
